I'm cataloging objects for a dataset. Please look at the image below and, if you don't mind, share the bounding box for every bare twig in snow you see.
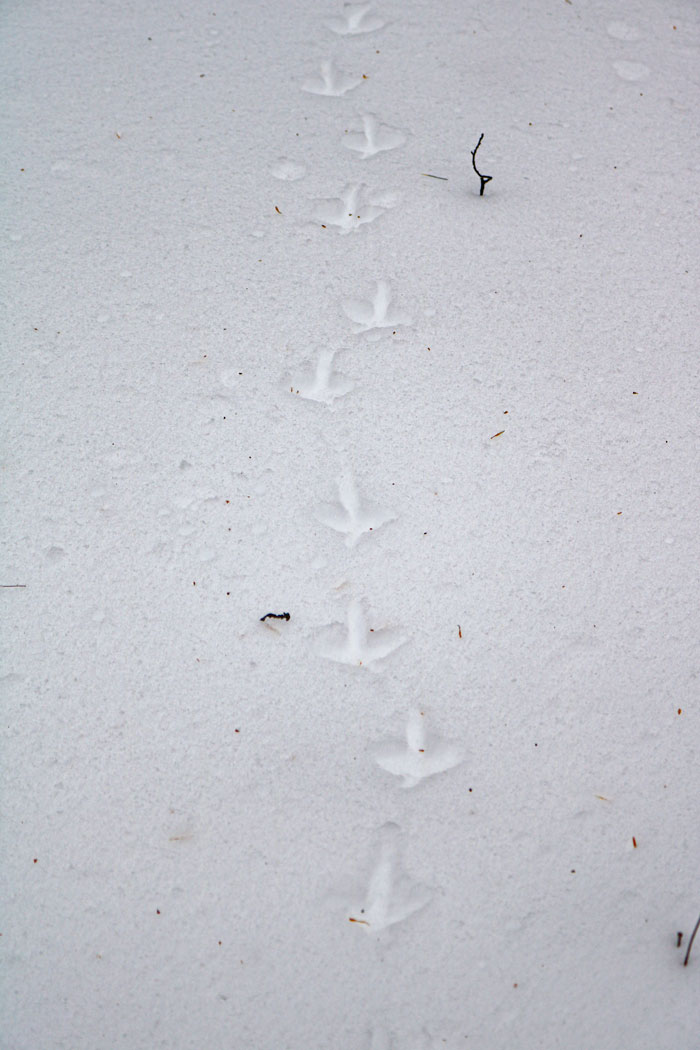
[684,913,700,966]
[471,133,492,196]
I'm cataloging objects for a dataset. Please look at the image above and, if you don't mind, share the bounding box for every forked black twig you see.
[471,133,492,196]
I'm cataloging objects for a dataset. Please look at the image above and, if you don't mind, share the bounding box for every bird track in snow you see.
[612,59,650,80]
[342,278,412,340]
[314,472,396,547]
[607,20,642,41]
[325,3,386,36]
[345,822,432,932]
[269,157,306,181]
[607,21,648,80]
[302,60,363,97]
[318,598,405,671]
[314,183,397,235]
[374,710,465,788]
[343,115,406,159]
[287,348,354,404]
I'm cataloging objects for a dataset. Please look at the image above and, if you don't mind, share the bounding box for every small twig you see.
[421,172,449,180]
[1,584,26,588]
[684,913,700,966]
[677,931,683,949]
[259,612,290,622]
[471,133,492,196]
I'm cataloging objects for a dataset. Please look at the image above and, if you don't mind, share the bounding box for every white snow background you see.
[2,0,699,1047]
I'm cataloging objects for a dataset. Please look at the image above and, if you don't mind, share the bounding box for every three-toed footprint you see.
[314,183,397,234]
[287,348,354,405]
[314,471,396,547]
[374,710,465,788]
[343,114,406,159]
[342,279,412,340]
[302,59,363,97]
[325,3,387,37]
[344,822,432,933]
[318,598,405,671]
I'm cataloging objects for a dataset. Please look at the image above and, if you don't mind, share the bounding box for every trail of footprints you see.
[275,4,464,1044]
[260,5,655,1046]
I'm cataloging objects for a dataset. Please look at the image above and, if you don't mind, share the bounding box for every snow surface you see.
[2,0,699,1047]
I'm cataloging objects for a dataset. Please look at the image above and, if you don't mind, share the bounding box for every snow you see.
[1,0,699,1047]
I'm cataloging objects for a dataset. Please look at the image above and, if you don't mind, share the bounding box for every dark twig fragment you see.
[684,913,700,966]
[421,173,449,180]
[260,612,290,622]
[471,133,492,196]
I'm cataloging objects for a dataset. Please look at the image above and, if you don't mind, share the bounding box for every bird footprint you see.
[302,60,363,97]
[342,279,412,340]
[314,183,396,235]
[374,710,465,788]
[325,3,386,36]
[343,115,406,159]
[346,822,432,932]
[315,472,396,547]
[318,599,405,671]
[287,348,353,404]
